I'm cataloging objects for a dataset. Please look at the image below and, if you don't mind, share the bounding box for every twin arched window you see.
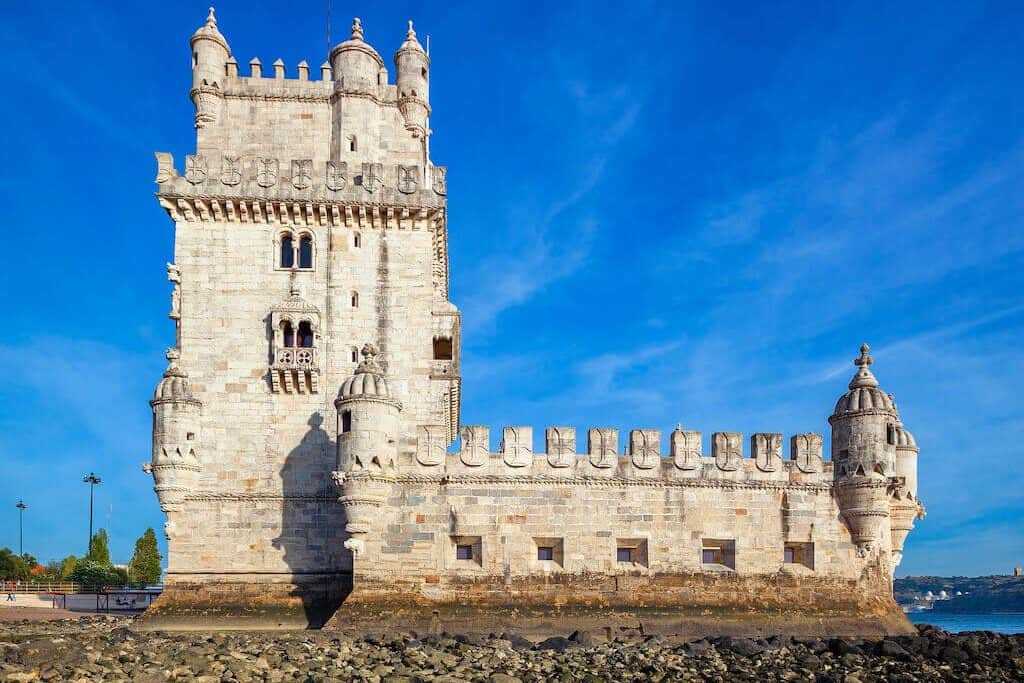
[281,320,315,348]
[278,231,314,270]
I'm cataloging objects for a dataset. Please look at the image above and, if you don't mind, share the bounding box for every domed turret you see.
[394,20,430,136]
[888,416,924,566]
[330,18,387,93]
[829,344,899,556]
[189,7,231,128]
[147,349,202,512]
[334,344,402,550]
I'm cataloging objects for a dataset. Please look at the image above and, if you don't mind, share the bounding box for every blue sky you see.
[0,1,1021,577]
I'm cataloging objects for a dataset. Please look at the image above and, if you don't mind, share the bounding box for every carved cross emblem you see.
[291,159,312,190]
[397,165,419,194]
[361,162,383,193]
[671,428,701,470]
[184,154,208,185]
[432,166,447,196]
[326,161,347,191]
[630,430,660,469]
[459,425,488,467]
[502,426,531,467]
[713,432,741,471]
[416,425,446,467]
[220,156,241,186]
[545,427,575,468]
[256,158,278,188]
[587,428,617,469]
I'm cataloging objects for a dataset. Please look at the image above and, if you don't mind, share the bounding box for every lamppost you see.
[15,501,26,557]
[82,473,101,557]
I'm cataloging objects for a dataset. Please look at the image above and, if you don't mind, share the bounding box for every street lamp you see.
[15,501,26,557]
[82,473,101,557]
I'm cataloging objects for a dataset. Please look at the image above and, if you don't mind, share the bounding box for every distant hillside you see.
[895,575,1024,613]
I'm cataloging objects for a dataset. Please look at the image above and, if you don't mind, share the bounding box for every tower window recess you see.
[277,230,314,270]
[341,410,352,433]
[350,347,359,363]
[784,542,815,570]
[616,548,632,563]
[432,337,453,361]
[701,539,736,570]
[886,424,896,445]
[297,321,314,348]
[353,232,361,248]
[532,537,564,567]
[351,291,359,308]
[451,535,482,566]
[537,546,554,561]
[348,135,357,152]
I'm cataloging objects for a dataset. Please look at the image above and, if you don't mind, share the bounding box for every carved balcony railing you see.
[271,346,320,394]
[430,359,459,379]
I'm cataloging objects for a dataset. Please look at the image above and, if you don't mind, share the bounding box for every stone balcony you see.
[271,346,320,394]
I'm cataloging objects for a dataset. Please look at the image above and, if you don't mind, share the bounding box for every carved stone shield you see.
[712,432,742,471]
[432,166,447,195]
[185,154,208,184]
[791,433,823,473]
[459,425,488,467]
[256,158,278,188]
[326,161,347,191]
[361,162,383,193]
[220,156,241,186]
[587,428,617,469]
[415,425,446,467]
[671,428,701,470]
[545,427,575,468]
[629,430,660,469]
[397,165,419,194]
[291,159,312,190]
[501,426,532,468]
[752,433,783,472]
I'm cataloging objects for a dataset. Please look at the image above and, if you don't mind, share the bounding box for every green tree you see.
[129,528,163,585]
[69,558,124,587]
[0,548,30,581]
[87,529,111,565]
[59,555,77,580]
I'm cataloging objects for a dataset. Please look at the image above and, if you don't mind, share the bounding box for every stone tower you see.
[144,9,459,627]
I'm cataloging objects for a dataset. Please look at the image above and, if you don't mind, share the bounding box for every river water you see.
[906,612,1024,634]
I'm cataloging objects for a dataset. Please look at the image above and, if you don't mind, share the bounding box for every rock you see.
[568,630,593,647]
[489,675,522,683]
[505,635,534,650]
[877,639,909,659]
[535,636,573,651]
[726,638,764,657]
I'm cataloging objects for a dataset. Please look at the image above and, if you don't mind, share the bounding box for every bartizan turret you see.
[189,7,230,128]
[333,344,402,556]
[889,414,925,566]
[330,18,386,94]
[829,344,898,556]
[146,349,202,513]
[394,21,430,137]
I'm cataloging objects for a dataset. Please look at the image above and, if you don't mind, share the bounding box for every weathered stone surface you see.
[144,10,925,632]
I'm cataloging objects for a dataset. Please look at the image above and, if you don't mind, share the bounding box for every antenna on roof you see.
[326,0,332,59]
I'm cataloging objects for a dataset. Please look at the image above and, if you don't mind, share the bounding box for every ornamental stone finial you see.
[166,348,181,363]
[854,343,873,368]
[206,6,216,27]
[352,17,364,40]
[407,20,416,38]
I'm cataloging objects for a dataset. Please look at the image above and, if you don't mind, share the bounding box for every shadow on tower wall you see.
[274,411,352,627]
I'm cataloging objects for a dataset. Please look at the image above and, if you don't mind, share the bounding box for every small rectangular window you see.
[784,542,814,570]
[537,546,554,561]
[341,410,352,433]
[616,548,632,563]
[456,544,473,561]
[701,539,736,570]
[784,547,795,564]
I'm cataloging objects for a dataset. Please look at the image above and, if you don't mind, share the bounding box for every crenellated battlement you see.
[406,424,827,483]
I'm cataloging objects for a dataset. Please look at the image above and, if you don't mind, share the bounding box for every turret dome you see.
[190,7,229,51]
[339,344,391,399]
[396,20,426,56]
[152,349,200,403]
[330,18,385,90]
[894,424,918,449]
[832,344,898,416]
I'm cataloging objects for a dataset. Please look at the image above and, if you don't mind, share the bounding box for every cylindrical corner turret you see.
[829,343,898,556]
[189,7,230,128]
[889,420,923,566]
[333,344,402,550]
[330,18,387,94]
[394,20,430,136]
[148,349,202,512]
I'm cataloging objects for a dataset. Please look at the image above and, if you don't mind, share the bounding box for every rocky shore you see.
[0,616,1021,681]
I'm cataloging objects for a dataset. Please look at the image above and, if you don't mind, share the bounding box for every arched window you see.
[282,321,295,347]
[297,321,314,348]
[353,232,361,248]
[298,235,313,269]
[351,291,359,307]
[280,234,294,268]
